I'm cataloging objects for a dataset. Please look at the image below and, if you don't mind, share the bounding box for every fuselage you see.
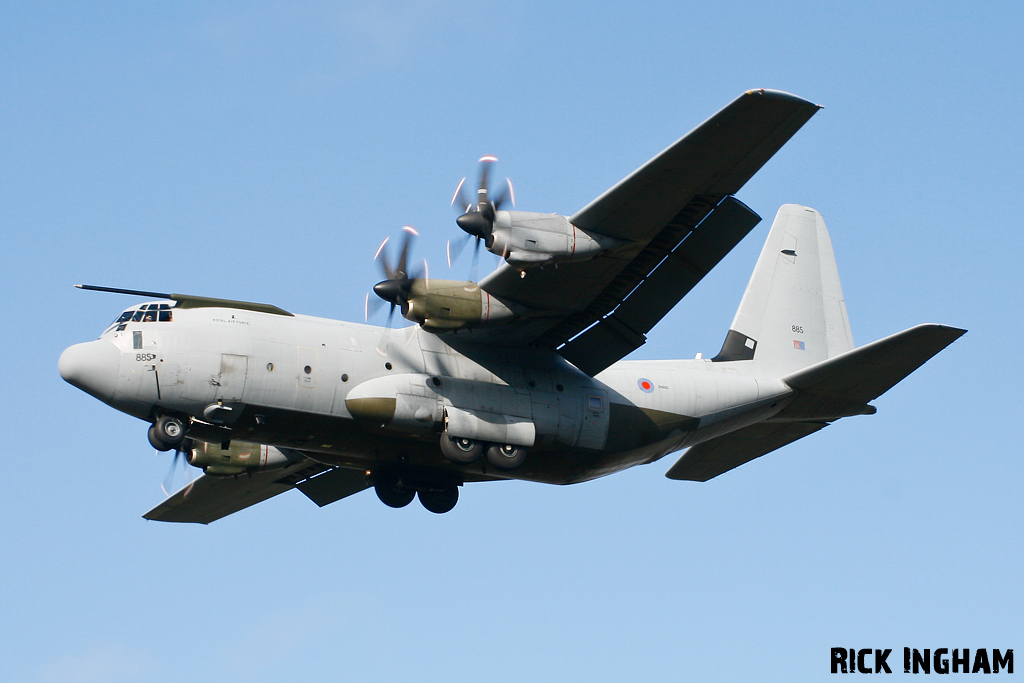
[59,301,794,486]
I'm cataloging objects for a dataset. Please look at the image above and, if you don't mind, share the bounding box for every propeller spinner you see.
[450,156,514,266]
[369,225,423,326]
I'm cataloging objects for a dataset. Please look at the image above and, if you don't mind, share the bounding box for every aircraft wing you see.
[143,458,370,524]
[474,90,821,375]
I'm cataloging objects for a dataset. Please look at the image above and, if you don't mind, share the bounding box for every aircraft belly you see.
[185,401,637,486]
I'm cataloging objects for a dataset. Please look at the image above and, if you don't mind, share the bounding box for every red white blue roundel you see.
[637,378,655,393]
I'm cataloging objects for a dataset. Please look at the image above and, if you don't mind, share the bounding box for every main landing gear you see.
[147,415,188,452]
[440,434,527,470]
[373,471,460,514]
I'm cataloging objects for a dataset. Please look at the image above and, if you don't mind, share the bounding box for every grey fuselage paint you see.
[79,303,792,486]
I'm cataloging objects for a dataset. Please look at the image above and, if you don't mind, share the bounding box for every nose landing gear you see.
[147,415,188,452]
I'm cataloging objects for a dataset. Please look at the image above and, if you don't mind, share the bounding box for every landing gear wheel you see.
[374,473,415,508]
[154,415,187,447]
[418,485,459,514]
[147,424,173,451]
[440,434,483,463]
[486,443,526,470]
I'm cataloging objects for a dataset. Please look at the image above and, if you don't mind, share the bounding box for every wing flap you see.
[559,197,761,374]
[295,466,370,507]
[665,421,828,481]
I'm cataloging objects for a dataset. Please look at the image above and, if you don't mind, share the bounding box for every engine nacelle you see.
[187,440,295,476]
[487,211,623,267]
[401,280,515,330]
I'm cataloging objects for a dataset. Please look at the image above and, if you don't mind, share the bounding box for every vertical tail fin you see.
[713,204,853,374]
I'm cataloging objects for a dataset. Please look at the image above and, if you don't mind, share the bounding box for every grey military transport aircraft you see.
[59,89,964,522]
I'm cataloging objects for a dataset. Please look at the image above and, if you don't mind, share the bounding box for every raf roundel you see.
[638,378,655,393]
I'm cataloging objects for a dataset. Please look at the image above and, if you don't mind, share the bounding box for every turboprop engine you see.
[451,156,623,270]
[187,440,295,476]
[373,278,515,330]
[370,225,516,330]
[482,211,623,267]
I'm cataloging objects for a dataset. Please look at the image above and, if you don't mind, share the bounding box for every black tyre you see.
[374,473,415,508]
[485,443,526,470]
[147,424,173,451]
[418,485,459,514]
[440,433,483,463]
[154,415,187,447]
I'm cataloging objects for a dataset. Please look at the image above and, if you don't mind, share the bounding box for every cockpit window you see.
[108,303,174,331]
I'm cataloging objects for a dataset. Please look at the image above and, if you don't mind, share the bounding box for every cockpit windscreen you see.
[107,303,173,332]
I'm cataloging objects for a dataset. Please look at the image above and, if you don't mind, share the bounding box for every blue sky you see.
[2,2,1022,681]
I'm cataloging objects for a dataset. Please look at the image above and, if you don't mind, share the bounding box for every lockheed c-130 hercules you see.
[59,89,964,522]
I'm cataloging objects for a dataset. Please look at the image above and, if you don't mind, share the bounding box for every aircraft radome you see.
[59,89,965,523]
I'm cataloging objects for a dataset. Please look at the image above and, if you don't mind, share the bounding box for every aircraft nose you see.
[59,340,120,402]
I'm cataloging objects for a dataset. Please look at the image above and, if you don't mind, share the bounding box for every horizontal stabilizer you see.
[665,421,828,481]
[667,324,965,481]
[779,324,966,418]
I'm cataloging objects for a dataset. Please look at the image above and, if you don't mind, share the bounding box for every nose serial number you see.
[136,353,157,362]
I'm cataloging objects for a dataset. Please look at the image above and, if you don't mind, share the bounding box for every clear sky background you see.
[2,2,1022,681]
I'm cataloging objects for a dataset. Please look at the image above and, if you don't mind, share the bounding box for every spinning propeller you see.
[366,225,425,327]
[159,438,194,497]
[448,156,514,270]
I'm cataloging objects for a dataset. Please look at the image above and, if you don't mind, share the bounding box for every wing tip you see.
[744,88,822,109]
[907,322,968,342]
